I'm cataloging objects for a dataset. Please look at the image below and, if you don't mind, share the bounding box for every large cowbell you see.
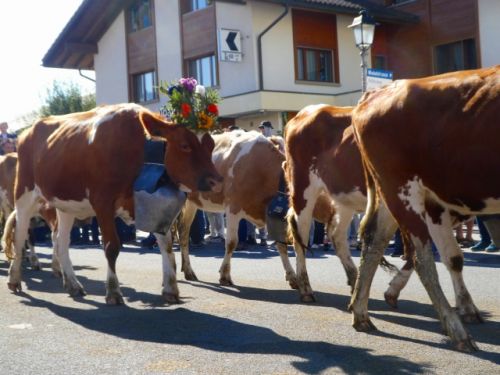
[265,173,289,244]
[133,139,186,234]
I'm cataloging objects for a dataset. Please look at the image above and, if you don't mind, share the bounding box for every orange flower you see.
[198,112,214,129]
[207,103,218,116]
[181,103,191,118]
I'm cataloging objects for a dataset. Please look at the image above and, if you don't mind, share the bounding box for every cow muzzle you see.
[198,174,223,193]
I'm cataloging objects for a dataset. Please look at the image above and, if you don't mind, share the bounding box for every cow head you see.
[141,112,223,193]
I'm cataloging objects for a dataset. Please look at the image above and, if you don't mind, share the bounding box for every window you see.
[129,0,152,33]
[187,55,218,87]
[292,10,339,83]
[190,0,212,11]
[435,39,477,74]
[133,71,157,103]
[296,48,334,82]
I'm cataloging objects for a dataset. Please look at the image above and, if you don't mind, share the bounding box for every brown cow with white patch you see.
[350,66,500,351]
[285,105,368,301]
[177,130,297,287]
[3,103,222,304]
[177,130,339,289]
[0,153,58,272]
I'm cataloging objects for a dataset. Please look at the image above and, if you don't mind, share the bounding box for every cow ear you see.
[140,111,174,138]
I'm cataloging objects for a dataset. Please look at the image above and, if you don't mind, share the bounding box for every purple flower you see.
[179,77,198,92]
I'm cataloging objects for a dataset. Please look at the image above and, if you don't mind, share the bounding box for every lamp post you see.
[348,10,377,93]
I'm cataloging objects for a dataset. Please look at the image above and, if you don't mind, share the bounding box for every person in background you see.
[0,122,17,155]
[206,211,225,243]
[258,120,273,138]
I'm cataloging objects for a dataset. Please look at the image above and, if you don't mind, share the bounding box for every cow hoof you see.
[105,294,125,305]
[459,311,484,324]
[352,318,377,332]
[384,292,398,309]
[7,282,22,293]
[300,293,316,303]
[68,286,86,297]
[454,337,479,352]
[31,263,41,271]
[52,269,63,278]
[219,277,234,286]
[184,271,198,282]
[288,279,299,290]
[162,292,180,304]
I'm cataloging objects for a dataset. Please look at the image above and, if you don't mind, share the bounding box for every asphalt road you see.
[0,235,499,374]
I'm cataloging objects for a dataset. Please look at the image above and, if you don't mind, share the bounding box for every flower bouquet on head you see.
[159,77,221,132]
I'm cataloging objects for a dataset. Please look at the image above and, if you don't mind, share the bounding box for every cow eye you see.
[180,143,192,152]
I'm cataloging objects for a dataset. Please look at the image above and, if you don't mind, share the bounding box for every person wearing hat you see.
[258,121,273,138]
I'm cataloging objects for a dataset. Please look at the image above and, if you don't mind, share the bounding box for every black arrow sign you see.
[225,32,238,51]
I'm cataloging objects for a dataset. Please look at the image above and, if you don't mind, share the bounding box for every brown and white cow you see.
[350,66,500,351]
[0,153,58,271]
[177,130,297,287]
[177,130,340,289]
[284,105,371,301]
[3,103,222,304]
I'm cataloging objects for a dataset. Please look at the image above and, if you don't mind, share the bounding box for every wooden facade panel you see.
[127,27,157,74]
[182,6,216,60]
[430,0,477,43]
[292,10,337,49]
[384,1,432,78]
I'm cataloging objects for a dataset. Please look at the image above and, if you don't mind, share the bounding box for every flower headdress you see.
[159,77,220,132]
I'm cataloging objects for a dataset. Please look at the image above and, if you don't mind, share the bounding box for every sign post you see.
[219,29,242,62]
[366,68,393,91]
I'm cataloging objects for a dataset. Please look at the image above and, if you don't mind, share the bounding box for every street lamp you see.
[348,10,377,93]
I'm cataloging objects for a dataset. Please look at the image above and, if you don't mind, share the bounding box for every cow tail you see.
[379,256,398,274]
[2,210,17,260]
[287,211,312,255]
[358,161,398,274]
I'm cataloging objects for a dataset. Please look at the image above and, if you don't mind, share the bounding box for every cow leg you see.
[178,203,198,281]
[275,242,298,289]
[55,210,85,297]
[290,209,315,302]
[26,228,41,270]
[411,234,478,352]
[95,209,124,305]
[50,228,62,278]
[329,206,358,293]
[155,231,180,303]
[349,201,396,331]
[7,192,38,292]
[425,208,482,323]
[219,212,239,286]
[384,258,414,308]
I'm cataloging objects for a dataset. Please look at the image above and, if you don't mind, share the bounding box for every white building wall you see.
[255,3,363,97]
[94,12,128,105]
[154,0,183,111]
[478,0,500,68]
[216,2,258,97]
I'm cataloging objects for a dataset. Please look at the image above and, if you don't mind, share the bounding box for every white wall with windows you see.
[94,12,128,105]
[155,0,183,111]
[216,1,258,96]
[254,4,363,96]
[478,0,500,68]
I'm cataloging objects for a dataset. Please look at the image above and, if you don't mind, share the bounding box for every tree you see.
[39,80,95,117]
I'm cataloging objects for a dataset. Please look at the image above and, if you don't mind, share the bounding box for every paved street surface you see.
[0,235,499,374]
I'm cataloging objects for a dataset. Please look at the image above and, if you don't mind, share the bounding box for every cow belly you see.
[331,191,367,212]
[193,197,224,213]
[50,197,95,220]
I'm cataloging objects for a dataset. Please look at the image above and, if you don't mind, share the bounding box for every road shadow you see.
[18,291,432,375]
[182,279,500,353]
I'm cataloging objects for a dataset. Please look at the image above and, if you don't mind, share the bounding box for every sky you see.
[0,0,95,130]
